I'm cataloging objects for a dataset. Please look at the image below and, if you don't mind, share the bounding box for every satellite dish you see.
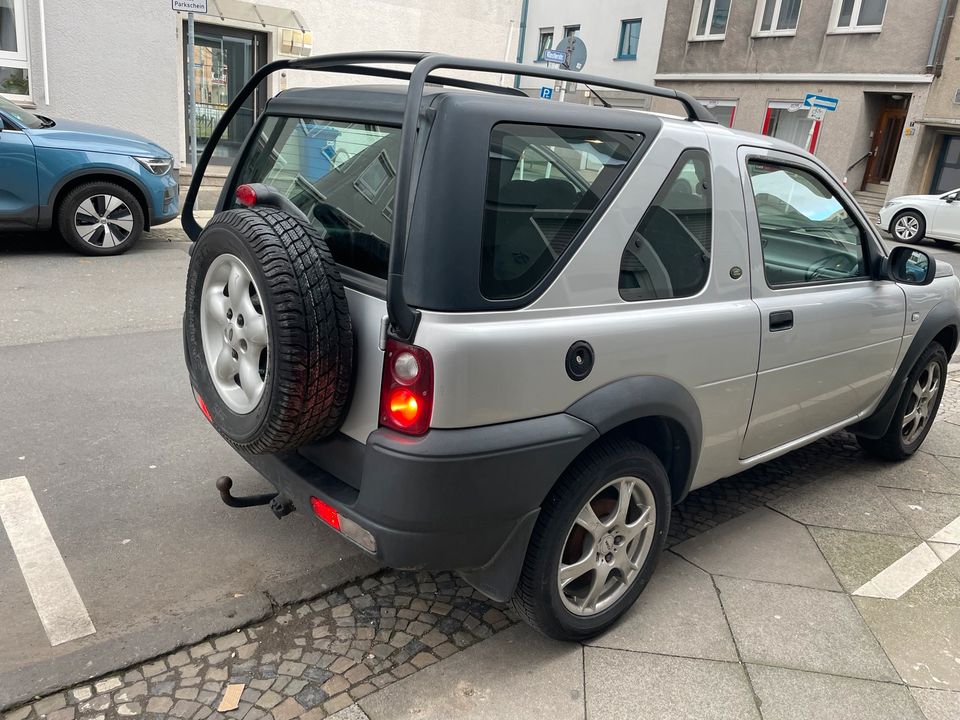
[554,36,587,72]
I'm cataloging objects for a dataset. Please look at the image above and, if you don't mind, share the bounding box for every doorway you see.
[931,135,960,194]
[862,97,908,188]
[183,22,268,164]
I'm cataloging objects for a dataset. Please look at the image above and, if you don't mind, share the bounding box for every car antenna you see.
[584,84,612,109]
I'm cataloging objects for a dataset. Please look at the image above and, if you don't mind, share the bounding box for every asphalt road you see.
[0,230,374,704]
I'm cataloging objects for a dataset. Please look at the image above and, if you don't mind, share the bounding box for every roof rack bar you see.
[181,52,716,342]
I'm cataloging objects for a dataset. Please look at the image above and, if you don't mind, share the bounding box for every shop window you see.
[0,0,29,99]
[762,102,822,153]
[700,99,737,127]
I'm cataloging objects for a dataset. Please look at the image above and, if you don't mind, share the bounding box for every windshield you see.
[0,94,44,129]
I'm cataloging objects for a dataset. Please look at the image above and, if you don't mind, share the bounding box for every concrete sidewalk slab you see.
[769,474,916,537]
[810,526,960,605]
[673,507,840,591]
[918,421,960,458]
[585,552,737,662]
[910,687,960,720]
[583,648,759,720]
[746,664,925,720]
[883,487,960,541]
[854,596,960,690]
[715,576,898,682]
[359,624,584,720]
[860,451,960,496]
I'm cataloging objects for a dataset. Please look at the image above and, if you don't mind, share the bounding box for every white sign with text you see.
[172,0,207,12]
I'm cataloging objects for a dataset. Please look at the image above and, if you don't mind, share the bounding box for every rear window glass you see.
[482,123,642,300]
[232,116,401,279]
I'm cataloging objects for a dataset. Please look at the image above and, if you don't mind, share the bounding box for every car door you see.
[738,147,906,459]
[929,190,960,241]
[0,113,39,228]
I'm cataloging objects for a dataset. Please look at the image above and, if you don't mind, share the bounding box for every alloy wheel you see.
[199,254,269,414]
[894,215,920,242]
[557,476,657,616]
[74,194,134,248]
[902,360,941,445]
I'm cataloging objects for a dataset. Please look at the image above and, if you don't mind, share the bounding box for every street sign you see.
[803,93,839,111]
[540,86,554,100]
[807,106,826,121]
[172,0,207,12]
[543,49,567,64]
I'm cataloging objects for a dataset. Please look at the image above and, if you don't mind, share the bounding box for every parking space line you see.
[0,476,96,646]
[853,513,960,600]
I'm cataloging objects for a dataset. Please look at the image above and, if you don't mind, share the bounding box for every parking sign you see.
[540,86,554,100]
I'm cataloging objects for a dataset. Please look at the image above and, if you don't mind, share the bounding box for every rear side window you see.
[619,149,712,301]
[481,124,642,300]
[232,116,401,279]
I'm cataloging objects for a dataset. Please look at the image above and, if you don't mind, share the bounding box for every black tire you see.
[57,181,145,256]
[857,342,948,461]
[512,437,671,641]
[890,209,926,244]
[184,207,353,454]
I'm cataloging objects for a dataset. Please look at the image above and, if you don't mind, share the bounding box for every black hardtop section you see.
[265,84,436,125]
[403,92,663,311]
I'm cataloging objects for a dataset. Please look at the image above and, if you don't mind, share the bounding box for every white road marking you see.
[0,476,96,646]
[854,513,960,600]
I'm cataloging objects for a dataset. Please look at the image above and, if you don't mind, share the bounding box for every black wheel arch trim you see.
[40,167,155,230]
[565,375,703,504]
[850,300,959,439]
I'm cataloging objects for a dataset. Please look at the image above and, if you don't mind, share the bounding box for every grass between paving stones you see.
[4,571,516,720]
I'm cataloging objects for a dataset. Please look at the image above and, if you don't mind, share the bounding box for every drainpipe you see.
[927,0,957,76]
[513,0,529,88]
[38,0,50,104]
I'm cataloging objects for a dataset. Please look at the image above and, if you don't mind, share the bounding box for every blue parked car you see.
[0,95,178,255]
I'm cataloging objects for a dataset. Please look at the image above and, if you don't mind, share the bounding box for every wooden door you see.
[863,108,907,186]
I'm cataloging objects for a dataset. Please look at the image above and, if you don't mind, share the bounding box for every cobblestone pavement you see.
[4,371,959,720]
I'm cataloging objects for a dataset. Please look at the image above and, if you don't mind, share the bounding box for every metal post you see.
[187,12,198,177]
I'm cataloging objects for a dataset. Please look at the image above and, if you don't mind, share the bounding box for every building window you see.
[831,0,887,32]
[755,0,802,35]
[0,0,29,99]
[691,0,731,40]
[617,19,642,60]
[564,25,580,40]
[537,28,554,61]
[761,101,822,153]
[619,149,713,302]
[699,99,738,127]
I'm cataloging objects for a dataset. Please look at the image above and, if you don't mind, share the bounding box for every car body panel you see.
[0,126,39,229]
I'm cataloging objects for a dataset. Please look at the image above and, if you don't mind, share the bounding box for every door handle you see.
[769,310,794,332]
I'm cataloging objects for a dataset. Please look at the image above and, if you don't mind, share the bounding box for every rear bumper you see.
[240,414,598,600]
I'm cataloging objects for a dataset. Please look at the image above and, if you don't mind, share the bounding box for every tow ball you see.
[215,476,294,519]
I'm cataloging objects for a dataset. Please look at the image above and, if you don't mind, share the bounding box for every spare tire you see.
[184,207,354,454]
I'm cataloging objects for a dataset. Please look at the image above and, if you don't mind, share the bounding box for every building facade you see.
[515,0,668,107]
[654,0,956,202]
[2,0,521,171]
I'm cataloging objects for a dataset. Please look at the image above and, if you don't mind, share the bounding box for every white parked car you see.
[879,189,960,245]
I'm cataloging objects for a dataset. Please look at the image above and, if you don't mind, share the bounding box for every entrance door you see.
[863,108,907,186]
[931,135,960,195]
[183,22,267,164]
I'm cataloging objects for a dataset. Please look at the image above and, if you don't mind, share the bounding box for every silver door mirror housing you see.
[886,246,936,285]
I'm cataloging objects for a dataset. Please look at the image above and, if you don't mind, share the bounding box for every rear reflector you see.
[235,184,258,207]
[193,389,213,423]
[309,496,377,553]
[310,496,340,530]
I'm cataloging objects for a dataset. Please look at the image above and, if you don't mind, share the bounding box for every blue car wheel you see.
[57,181,145,256]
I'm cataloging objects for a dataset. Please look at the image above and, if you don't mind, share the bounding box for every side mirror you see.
[885,246,936,285]
[946,195,956,204]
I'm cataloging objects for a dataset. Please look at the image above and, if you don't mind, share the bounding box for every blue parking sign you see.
[540,86,554,100]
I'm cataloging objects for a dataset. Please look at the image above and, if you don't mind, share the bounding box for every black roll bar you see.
[182,51,716,342]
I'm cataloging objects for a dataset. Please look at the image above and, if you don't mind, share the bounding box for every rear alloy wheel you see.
[57,181,144,256]
[512,438,670,640]
[891,210,925,244]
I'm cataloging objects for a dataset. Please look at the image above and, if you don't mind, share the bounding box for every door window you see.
[619,149,712,301]
[747,161,868,287]
[931,136,960,194]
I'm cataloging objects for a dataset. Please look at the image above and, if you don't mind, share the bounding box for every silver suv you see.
[182,53,960,640]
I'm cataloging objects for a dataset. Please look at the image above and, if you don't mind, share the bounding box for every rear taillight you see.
[235,184,258,207]
[380,339,433,435]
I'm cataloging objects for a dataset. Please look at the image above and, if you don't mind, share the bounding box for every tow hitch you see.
[215,476,295,519]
